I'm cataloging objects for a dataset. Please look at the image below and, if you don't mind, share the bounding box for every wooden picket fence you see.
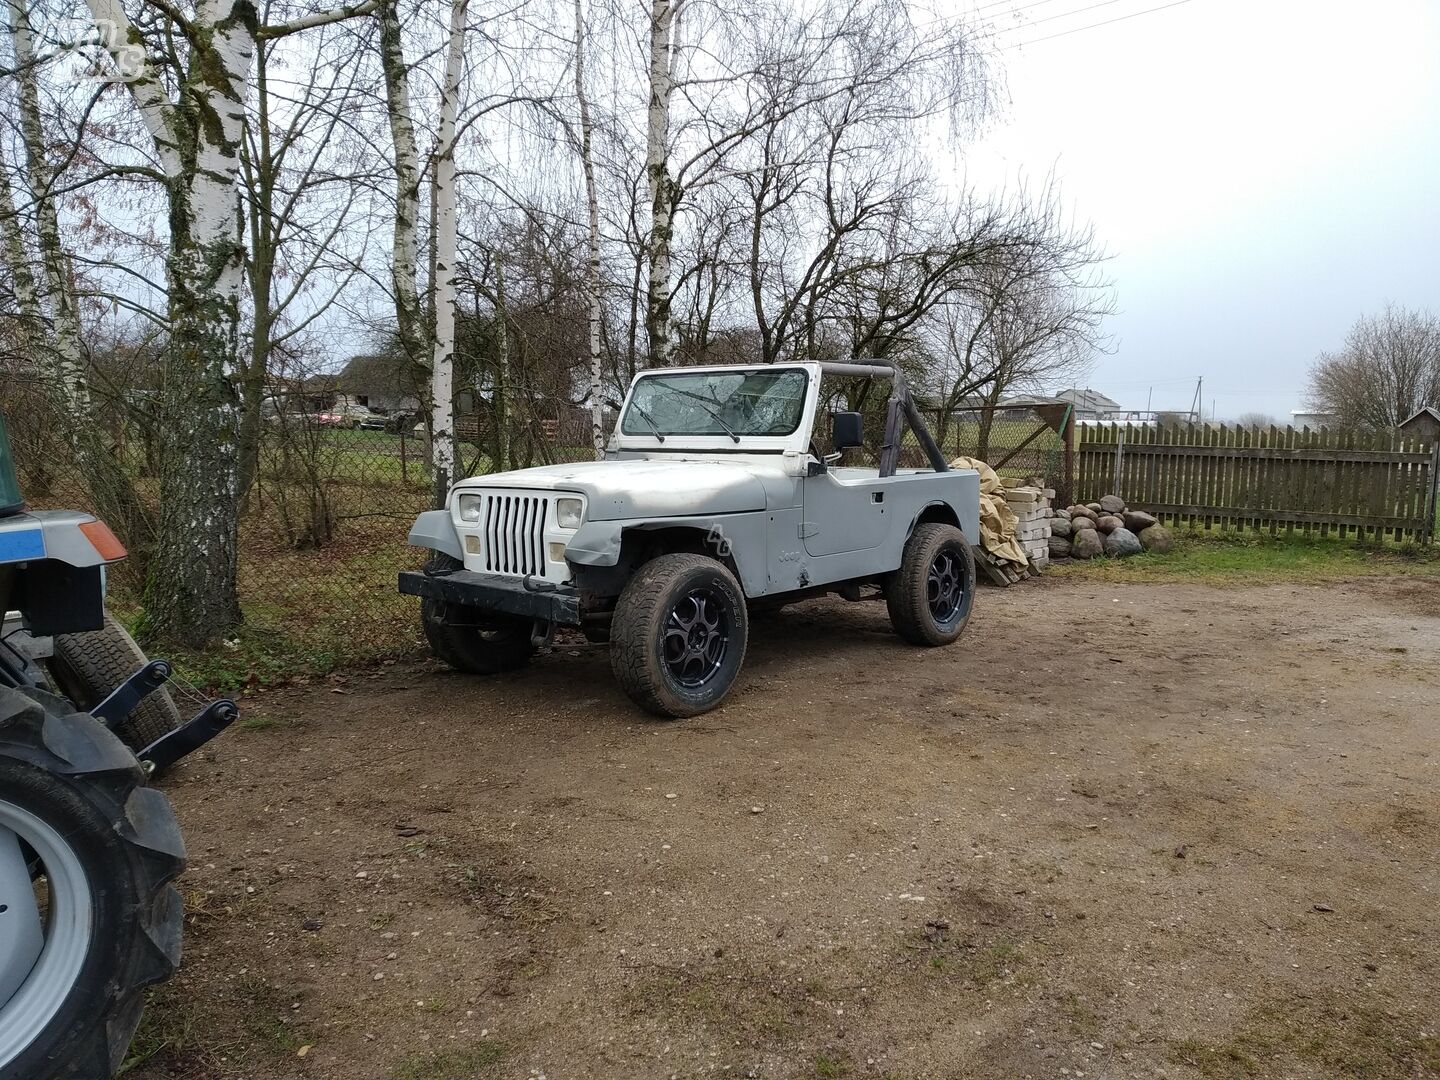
[1074,424,1440,542]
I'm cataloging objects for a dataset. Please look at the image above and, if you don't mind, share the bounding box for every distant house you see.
[1399,406,1440,444]
[1290,409,1338,429]
[1054,388,1122,424]
[331,353,422,416]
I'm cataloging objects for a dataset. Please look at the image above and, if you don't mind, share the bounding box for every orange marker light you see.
[79,519,128,562]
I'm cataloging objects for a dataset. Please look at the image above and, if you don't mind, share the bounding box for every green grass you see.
[1052,529,1440,585]
[389,1043,506,1080]
[1169,999,1440,1079]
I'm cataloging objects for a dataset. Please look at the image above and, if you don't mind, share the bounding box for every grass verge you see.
[1050,530,1440,586]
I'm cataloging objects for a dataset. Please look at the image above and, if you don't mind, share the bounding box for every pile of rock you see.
[1048,494,1174,560]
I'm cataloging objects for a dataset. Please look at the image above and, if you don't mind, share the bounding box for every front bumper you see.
[398,567,581,625]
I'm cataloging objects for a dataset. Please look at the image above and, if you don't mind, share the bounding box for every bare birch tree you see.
[378,0,423,378]
[77,0,381,645]
[429,0,469,503]
[573,0,605,454]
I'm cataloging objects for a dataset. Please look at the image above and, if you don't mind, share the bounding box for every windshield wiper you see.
[629,402,666,442]
[673,389,741,443]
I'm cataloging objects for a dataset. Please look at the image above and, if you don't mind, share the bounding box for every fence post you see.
[1427,440,1440,544]
[1061,405,1075,506]
[1112,428,1124,499]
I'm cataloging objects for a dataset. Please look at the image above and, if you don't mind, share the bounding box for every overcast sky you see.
[960,0,1440,421]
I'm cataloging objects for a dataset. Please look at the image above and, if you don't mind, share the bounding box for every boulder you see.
[1071,528,1103,559]
[1138,524,1174,553]
[1054,508,1071,521]
[1096,514,1124,534]
[1086,502,1104,514]
[1048,535,1072,559]
[1069,505,1097,522]
[1123,510,1158,532]
[1103,527,1142,557]
[1050,517,1073,538]
[1099,494,1126,514]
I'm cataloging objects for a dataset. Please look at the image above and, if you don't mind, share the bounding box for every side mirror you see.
[832,411,863,450]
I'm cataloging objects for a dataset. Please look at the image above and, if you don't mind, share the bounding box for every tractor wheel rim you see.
[927,550,966,625]
[662,588,730,689]
[0,799,93,1071]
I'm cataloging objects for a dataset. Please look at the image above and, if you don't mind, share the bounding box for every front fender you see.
[565,520,625,566]
[566,515,769,595]
[407,509,463,562]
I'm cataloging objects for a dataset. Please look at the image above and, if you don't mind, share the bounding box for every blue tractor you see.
[0,415,237,1079]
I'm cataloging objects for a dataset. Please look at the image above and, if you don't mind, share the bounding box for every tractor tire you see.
[48,614,181,753]
[885,523,976,647]
[419,554,535,675]
[0,685,184,1080]
[610,554,748,719]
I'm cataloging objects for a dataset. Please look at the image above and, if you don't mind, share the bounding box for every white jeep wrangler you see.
[400,361,981,717]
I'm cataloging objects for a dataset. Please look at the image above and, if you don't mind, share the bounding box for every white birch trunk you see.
[429,0,467,504]
[378,0,423,369]
[644,0,675,367]
[7,0,86,418]
[574,0,605,455]
[494,262,510,471]
[79,0,377,644]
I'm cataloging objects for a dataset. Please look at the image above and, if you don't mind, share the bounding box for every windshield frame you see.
[612,365,817,453]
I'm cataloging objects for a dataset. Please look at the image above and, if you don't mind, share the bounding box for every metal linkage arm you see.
[91,659,172,730]
[137,699,239,775]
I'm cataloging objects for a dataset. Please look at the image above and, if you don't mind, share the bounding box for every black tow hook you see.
[137,699,240,776]
[522,574,556,593]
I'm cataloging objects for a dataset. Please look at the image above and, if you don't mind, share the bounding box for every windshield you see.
[620,369,808,439]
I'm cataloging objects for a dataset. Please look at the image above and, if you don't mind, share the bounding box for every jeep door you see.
[800,469,890,557]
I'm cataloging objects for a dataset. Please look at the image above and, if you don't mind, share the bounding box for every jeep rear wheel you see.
[886,523,975,646]
[419,555,535,675]
[610,554,748,718]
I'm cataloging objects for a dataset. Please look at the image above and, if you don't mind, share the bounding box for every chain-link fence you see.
[4,373,1072,675]
[1,375,612,670]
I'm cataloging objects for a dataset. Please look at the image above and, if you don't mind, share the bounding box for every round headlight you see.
[555,497,584,530]
[456,494,482,522]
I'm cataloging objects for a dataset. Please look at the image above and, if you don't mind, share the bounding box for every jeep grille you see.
[475,492,550,577]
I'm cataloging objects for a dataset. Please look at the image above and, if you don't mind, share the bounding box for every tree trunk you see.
[574,0,605,456]
[644,0,676,367]
[378,0,424,376]
[238,38,276,504]
[130,0,257,646]
[429,0,467,507]
[493,263,510,472]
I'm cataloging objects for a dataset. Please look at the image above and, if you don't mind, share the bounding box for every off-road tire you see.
[419,554,535,675]
[0,685,184,1080]
[48,614,181,752]
[610,554,748,719]
[886,523,976,646]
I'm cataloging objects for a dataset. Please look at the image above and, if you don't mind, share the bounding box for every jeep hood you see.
[453,458,772,520]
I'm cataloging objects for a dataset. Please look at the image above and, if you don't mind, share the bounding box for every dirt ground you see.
[130,576,1440,1080]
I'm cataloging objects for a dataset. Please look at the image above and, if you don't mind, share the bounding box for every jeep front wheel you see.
[419,555,535,675]
[610,554,748,718]
[886,523,976,646]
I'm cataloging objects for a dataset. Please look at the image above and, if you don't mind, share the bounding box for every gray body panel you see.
[408,509,464,562]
